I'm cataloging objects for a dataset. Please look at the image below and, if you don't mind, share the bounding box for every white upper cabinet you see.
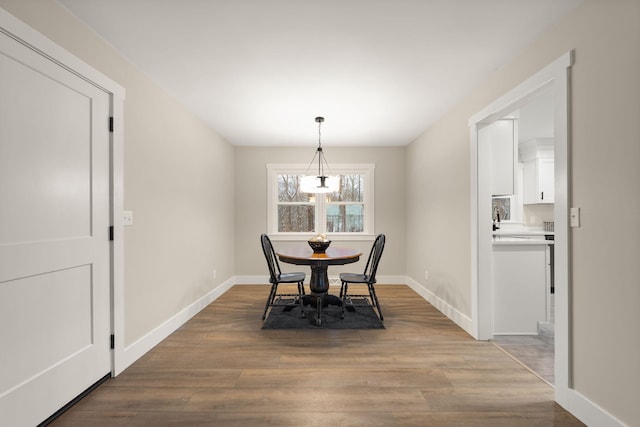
[489,120,517,196]
[519,139,554,204]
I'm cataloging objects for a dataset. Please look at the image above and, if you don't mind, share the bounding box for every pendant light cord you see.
[302,116,334,193]
[305,116,328,177]
[317,117,323,176]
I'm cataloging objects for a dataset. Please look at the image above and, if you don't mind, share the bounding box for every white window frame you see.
[267,163,375,241]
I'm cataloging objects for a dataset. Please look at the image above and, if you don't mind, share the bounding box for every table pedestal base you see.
[276,247,361,327]
[308,263,329,326]
[302,294,342,326]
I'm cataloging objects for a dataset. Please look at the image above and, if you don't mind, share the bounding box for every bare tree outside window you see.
[327,175,364,232]
[268,164,373,236]
[277,175,314,232]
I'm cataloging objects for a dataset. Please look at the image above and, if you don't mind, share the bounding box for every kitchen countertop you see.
[492,230,554,237]
[492,237,554,246]
[492,228,554,245]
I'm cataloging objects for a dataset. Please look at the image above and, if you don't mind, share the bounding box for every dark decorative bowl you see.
[308,240,331,253]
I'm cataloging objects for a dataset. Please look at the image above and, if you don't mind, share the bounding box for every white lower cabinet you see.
[493,243,547,335]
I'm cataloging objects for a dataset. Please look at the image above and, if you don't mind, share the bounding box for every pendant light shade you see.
[301,116,339,193]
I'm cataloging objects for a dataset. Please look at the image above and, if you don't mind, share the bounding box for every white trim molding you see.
[117,275,403,373]
[563,389,626,427]
[116,272,623,427]
[406,277,474,336]
[266,163,375,239]
[116,278,235,374]
[467,50,621,427]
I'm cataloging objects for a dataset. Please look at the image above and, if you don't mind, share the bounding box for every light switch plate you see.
[570,207,580,227]
[123,210,133,226]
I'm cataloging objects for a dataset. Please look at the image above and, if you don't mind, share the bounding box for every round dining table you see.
[276,246,361,325]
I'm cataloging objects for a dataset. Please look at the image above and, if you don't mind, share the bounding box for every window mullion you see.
[267,163,374,237]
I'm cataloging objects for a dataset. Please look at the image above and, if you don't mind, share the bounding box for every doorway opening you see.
[469,52,572,401]
[486,85,556,385]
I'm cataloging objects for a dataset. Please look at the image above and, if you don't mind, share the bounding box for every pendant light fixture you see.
[300,116,339,193]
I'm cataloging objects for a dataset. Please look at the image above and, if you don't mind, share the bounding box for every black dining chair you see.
[339,234,386,320]
[260,233,306,320]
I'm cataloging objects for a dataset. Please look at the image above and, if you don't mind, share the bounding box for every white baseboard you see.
[115,274,623,427]
[403,279,624,427]
[405,276,474,336]
[114,277,235,375]
[115,274,409,373]
[561,389,626,427]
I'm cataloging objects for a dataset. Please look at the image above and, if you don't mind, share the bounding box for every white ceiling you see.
[59,0,581,147]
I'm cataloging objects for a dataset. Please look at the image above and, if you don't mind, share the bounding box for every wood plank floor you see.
[51,285,584,426]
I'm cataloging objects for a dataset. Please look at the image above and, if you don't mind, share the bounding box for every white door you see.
[0,29,111,427]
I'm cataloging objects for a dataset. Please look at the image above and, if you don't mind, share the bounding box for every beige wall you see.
[234,146,406,278]
[406,0,639,424]
[406,107,472,316]
[0,0,237,346]
[3,0,638,424]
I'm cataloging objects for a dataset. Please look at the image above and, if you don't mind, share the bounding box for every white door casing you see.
[469,52,572,408]
[0,21,112,427]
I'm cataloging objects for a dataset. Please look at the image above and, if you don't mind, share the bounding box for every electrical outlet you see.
[213,269,217,279]
[425,270,429,281]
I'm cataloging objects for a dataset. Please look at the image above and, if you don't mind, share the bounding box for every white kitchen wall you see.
[523,204,554,226]
[517,85,554,227]
[517,86,555,142]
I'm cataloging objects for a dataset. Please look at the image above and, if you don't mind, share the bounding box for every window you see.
[267,164,375,240]
[492,196,511,221]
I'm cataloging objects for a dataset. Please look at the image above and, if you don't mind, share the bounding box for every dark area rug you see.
[262,298,384,329]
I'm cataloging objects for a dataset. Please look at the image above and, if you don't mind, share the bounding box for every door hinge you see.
[109,225,114,241]
[109,117,114,133]
[110,334,115,349]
